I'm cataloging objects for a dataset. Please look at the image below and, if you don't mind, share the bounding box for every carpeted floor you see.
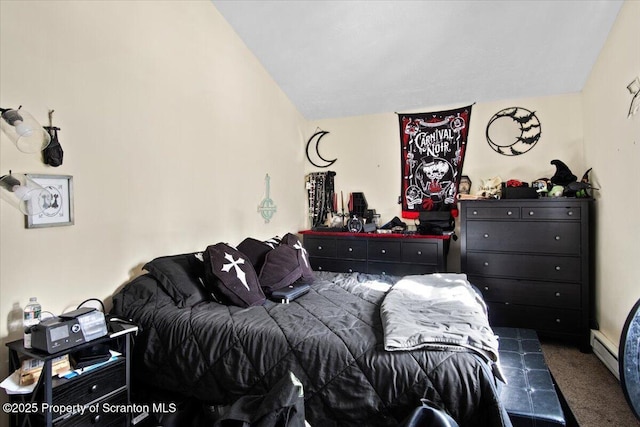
[541,339,640,427]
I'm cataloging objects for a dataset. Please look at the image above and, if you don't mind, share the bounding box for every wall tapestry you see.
[485,107,541,156]
[398,105,472,219]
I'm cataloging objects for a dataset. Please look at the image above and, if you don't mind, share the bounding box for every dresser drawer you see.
[54,390,128,427]
[367,261,439,276]
[367,240,402,262]
[336,239,367,260]
[487,303,581,333]
[466,206,521,219]
[310,257,366,274]
[520,206,581,220]
[465,221,581,254]
[401,241,439,265]
[304,237,336,258]
[40,358,126,420]
[470,276,580,309]
[465,252,581,282]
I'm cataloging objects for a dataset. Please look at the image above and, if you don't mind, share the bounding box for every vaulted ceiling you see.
[212,0,624,120]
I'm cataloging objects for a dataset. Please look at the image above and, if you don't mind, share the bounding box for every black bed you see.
[110,237,512,427]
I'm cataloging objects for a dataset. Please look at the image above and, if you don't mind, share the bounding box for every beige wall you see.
[582,0,640,350]
[0,0,308,409]
[310,94,585,272]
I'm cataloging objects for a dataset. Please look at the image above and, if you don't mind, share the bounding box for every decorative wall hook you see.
[627,76,640,118]
[43,109,64,167]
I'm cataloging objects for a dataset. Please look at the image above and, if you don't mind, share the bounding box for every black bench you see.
[494,327,566,427]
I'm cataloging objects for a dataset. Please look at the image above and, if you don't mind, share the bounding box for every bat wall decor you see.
[485,107,541,156]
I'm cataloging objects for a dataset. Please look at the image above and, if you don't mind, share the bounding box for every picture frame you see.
[25,174,74,228]
[459,175,472,195]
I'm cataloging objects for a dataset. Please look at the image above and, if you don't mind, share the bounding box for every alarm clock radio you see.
[31,307,108,354]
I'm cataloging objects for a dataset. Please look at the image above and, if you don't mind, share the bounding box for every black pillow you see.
[237,237,273,272]
[280,233,314,282]
[202,243,266,307]
[143,253,209,308]
[259,245,304,295]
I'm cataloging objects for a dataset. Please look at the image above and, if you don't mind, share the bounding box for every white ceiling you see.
[212,0,624,120]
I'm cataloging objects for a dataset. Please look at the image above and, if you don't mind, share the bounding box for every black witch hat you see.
[550,160,577,186]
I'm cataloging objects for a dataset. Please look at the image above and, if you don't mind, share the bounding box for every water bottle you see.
[23,297,41,349]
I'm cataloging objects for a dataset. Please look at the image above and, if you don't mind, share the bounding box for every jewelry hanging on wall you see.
[305,171,335,228]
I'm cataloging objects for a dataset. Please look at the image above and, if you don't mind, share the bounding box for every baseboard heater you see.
[591,330,619,380]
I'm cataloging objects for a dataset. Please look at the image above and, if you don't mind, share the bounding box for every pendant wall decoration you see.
[305,129,336,168]
[257,174,277,223]
[485,107,541,156]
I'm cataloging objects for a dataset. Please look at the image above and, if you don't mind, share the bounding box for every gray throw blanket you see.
[381,273,500,365]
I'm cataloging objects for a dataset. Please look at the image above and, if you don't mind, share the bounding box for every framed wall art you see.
[25,174,74,228]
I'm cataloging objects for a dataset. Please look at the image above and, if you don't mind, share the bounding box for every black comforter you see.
[111,271,511,427]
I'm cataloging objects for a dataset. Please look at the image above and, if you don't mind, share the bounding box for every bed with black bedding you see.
[110,234,512,427]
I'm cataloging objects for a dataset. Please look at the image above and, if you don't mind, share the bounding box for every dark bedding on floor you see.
[111,271,511,427]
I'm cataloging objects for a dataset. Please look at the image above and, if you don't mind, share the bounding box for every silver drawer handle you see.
[381,271,386,275]
[483,233,489,238]
[484,286,489,291]
[318,245,322,250]
[472,210,478,215]
[507,211,513,216]
[555,266,561,271]
[483,262,489,267]
[568,211,574,216]
[556,318,561,323]
[348,247,353,252]
[555,235,561,240]
[528,211,534,216]
[555,292,561,297]
[381,249,386,254]
[318,266,323,271]
[348,269,353,273]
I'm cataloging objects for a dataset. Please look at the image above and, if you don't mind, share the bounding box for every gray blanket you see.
[381,273,500,365]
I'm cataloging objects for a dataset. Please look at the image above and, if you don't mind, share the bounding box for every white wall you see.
[0,2,308,417]
[582,0,640,350]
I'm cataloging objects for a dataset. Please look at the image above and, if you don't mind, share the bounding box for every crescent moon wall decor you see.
[306,130,337,168]
[485,107,541,156]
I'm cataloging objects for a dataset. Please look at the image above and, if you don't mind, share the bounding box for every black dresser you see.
[460,198,594,350]
[299,231,450,275]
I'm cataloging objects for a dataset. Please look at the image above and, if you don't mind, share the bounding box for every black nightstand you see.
[6,329,134,427]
